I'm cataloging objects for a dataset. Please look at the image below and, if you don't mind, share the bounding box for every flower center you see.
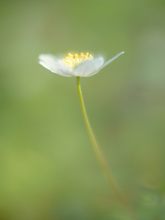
[63,52,93,68]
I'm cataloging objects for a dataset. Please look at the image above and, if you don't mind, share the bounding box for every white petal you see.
[73,57,105,77]
[39,54,72,77]
[101,51,125,70]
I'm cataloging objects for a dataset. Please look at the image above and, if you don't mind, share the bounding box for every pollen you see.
[63,52,93,68]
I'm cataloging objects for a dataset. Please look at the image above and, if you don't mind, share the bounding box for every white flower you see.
[38,51,125,77]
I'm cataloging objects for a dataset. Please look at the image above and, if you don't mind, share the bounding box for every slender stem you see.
[76,76,124,203]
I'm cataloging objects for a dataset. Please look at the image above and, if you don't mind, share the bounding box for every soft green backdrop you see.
[0,0,165,219]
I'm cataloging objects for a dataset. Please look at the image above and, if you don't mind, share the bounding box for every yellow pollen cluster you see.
[63,52,93,68]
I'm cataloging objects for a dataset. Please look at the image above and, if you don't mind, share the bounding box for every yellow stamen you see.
[63,52,93,68]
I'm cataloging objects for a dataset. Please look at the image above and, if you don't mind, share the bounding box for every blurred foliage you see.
[0,0,165,219]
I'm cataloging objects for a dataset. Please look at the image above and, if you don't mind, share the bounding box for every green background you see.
[0,0,165,219]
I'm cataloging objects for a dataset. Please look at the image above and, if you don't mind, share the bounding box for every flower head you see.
[39,51,125,77]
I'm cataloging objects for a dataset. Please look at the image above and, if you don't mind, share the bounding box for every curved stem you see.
[76,76,124,203]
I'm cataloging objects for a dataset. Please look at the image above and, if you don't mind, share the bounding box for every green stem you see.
[76,76,124,203]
